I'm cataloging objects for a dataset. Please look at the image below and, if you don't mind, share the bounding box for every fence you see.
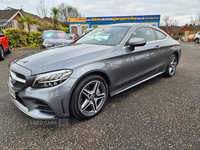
[0,19,14,30]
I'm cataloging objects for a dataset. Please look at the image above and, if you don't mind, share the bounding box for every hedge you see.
[2,28,42,48]
[2,26,69,49]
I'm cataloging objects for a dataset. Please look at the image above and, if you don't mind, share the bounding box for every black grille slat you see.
[15,72,26,80]
[10,71,26,90]
[33,100,55,114]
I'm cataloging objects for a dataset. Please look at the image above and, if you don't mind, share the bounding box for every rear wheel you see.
[70,75,109,119]
[195,39,199,44]
[6,43,11,54]
[163,54,178,77]
[0,46,5,60]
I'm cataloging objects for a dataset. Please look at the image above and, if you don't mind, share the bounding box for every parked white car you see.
[194,32,200,43]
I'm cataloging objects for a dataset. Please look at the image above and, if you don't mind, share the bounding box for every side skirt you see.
[110,72,164,97]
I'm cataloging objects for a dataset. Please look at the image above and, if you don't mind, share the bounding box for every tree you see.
[18,14,34,31]
[58,3,82,27]
[171,20,179,26]
[18,17,25,30]
[51,7,59,29]
[36,0,49,18]
[195,12,200,25]
[24,14,34,32]
[163,16,172,26]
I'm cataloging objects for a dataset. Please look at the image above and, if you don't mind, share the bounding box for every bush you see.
[2,26,68,48]
[2,28,42,48]
[27,31,42,47]
[57,25,69,33]
[2,28,21,48]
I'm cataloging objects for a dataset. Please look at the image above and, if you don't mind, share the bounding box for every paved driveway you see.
[0,43,200,149]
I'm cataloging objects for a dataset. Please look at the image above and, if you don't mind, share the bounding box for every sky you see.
[1,0,200,26]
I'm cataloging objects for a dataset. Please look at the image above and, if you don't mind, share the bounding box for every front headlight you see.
[32,70,72,88]
[43,44,54,48]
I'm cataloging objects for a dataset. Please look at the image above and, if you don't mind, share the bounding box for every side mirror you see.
[38,36,42,39]
[127,38,146,51]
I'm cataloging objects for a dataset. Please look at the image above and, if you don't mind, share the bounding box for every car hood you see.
[15,44,115,75]
[43,39,74,45]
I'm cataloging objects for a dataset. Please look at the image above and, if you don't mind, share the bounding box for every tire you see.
[6,43,11,54]
[195,39,199,44]
[70,75,109,120]
[0,46,5,60]
[163,54,178,77]
[39,44,42,50]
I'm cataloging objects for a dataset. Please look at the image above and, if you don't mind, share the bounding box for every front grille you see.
[9,70,26,90]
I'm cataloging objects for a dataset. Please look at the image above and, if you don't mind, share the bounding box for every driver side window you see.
[128,27,156,43]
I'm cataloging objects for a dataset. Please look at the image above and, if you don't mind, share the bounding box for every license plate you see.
[9,87,16,99]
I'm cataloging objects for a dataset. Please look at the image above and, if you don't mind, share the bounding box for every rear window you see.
[155,30,167,40]
[44,31,69,39]
[68,34,75,38]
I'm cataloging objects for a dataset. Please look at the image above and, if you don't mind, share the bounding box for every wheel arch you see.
[67,70,111,116]
[0,44,4,50]
[173,52,179,64]
[70,70,111,97]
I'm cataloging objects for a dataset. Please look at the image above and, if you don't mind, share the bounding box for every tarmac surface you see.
[0,43,199,149]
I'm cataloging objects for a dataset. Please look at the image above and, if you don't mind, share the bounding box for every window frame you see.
[153,29,167,41]
[124,26,157,46]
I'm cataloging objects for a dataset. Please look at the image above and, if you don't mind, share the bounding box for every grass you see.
[12,45,39,50]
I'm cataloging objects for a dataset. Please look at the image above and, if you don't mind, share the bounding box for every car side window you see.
[128,27,156,43]
[155,30,167,40]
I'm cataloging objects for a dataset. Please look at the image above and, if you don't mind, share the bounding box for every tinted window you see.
[129,27,155,42]
[155,30,167,40]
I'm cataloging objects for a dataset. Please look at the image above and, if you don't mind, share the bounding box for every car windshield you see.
[68,34,75,38]
[76,26,129,46]
[44,31,70,40]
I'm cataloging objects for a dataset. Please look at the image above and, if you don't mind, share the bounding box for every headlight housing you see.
[32,70,72,88]
[43,44,54,48]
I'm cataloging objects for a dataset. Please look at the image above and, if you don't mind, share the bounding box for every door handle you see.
[155,45,160,49]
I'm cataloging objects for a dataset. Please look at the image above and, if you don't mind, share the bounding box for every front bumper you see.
[8,69,77,119]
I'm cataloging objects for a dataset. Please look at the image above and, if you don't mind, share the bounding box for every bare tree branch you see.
[163,16,172,26]
[36,0,49,18]
[58,3,82,27]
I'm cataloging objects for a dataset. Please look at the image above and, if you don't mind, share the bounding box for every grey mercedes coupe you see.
[8,23,181,120]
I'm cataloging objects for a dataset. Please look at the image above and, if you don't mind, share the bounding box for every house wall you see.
[13,14,21,20]
[178,26,193,34]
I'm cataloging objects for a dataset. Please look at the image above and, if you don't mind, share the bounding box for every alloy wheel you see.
[78,80,107,116]
[169,56,177,76]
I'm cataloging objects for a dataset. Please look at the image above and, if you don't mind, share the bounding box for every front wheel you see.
[163,54,178,77]
[70,75,109,119]
[0,46,5,60]
[195,39,199,44]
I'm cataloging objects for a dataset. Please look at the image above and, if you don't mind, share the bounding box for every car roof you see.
[43,30,65,33]
[105,23,155,27]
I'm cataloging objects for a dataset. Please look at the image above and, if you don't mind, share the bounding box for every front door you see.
[122,27,162,84]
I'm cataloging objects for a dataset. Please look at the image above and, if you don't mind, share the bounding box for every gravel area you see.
[0,43,199,149]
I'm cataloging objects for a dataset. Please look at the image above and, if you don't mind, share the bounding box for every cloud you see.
[0,0,200,25]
